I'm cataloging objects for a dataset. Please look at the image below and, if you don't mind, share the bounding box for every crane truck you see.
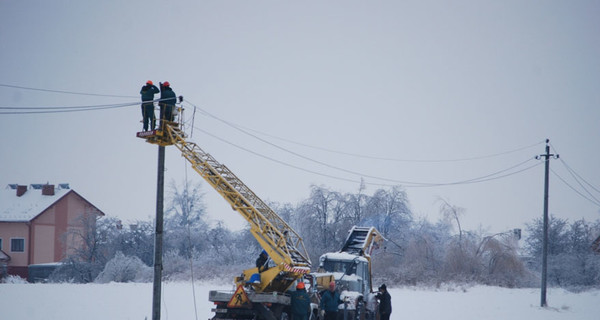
[137,107,314,320]
[313,226,385,320]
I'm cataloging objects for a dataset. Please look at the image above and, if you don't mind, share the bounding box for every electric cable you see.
[0,83,137,98]
[188,102,501,186]
[0,101,139,114]
[0,97,174,114]
[193,125,542,188]
[193,125,366,185]
[185,101,541,187]
[190,101,544,163]
[556,154,600,195]
[550,168,600,207]
[183,162,200,320]
[548,142,600,205]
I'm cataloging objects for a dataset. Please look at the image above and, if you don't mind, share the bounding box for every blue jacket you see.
[319,290,341,312]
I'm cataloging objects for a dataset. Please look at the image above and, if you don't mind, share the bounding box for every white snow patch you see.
[0,282,598,319]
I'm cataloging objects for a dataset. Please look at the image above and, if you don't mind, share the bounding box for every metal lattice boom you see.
[160,124,311,268]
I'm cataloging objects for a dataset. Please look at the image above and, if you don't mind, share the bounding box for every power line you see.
[0,97,174,115]
[547,143,600,206]
[0,83,137,98]
[0,101,139,114]
[193,125,542,188]
[184,100,541,187]
[551,168,600,207]
[193,126,365,185]
[191,102,544,163]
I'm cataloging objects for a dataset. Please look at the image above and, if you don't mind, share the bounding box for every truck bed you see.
[209,290,291,305]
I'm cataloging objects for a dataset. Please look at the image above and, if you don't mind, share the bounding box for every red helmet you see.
[163,81,170,87]
[296,282,305,290]
[146,80,153,85]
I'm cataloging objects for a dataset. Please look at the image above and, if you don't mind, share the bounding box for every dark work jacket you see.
[140,84,159,101]
[160,86,177,106]
[256,253,268,272]
[376,290,392,315]
[319,290,341,313]
[290,289,311,317]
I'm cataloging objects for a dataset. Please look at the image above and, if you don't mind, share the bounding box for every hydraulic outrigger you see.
[137,105,312,320]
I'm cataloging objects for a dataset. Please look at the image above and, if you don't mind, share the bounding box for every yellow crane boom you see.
[137,109,310,292]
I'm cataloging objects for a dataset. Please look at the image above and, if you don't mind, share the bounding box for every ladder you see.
[341,226,384,257]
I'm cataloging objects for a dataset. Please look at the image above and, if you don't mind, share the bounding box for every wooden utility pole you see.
[536,139,558,307]
[152,145,166,320]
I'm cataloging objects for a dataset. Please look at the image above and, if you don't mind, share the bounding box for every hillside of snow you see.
[1,282,599,320]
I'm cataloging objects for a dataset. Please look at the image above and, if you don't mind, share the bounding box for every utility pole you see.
[152,145,166,320]
[536,139,558,307]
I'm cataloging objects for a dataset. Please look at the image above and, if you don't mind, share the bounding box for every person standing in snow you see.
[159,81,177,127]
[376,284,392,320]
[290,281,311,320]
[319,281,342,320]
[140,80,159,131]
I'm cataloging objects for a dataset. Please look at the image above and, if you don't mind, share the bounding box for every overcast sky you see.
[1,1,599,236]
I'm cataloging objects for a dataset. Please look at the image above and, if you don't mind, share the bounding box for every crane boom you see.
[163,124,310,267]
[137,109,310,293]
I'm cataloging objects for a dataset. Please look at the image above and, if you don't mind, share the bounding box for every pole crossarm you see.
[164,124,311,268]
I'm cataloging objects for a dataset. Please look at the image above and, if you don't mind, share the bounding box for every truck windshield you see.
[322,259,357,275]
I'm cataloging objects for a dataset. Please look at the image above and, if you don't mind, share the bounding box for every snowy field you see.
[1,282,599,320]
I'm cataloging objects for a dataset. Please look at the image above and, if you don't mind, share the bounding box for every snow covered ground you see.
[1,281,599,320]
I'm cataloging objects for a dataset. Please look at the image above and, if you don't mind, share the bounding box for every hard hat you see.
[146,80,153,85]
[163,81,170,87]
[296,282,305,290]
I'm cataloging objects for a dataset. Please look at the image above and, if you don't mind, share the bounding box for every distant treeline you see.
[50,182,600,288]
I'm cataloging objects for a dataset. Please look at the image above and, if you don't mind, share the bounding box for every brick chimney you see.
[16,185,27,197]
[42,184,55,196]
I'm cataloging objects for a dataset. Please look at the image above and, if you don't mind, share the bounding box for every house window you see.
[0,238,2,250]
[11,238,25,252]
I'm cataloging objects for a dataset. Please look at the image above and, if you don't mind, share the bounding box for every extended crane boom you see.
[137,108,310,294]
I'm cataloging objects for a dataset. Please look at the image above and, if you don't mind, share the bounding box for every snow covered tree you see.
[525,216,600,287]
[164,180,209,258]
[364,186,412,239]
[52,215,120,283]
[95,251,151,283]
[295,185,347,259]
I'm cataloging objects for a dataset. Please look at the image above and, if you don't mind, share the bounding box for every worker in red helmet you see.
[140,80,159,131]
[319,281,342,320]
[290,281,311,320]
[159,81,177,127]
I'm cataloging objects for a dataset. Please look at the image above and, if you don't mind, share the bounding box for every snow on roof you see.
[0,184,71,222]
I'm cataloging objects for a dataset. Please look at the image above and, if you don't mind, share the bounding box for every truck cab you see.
[319,253,371,298]
[313,227,384,320]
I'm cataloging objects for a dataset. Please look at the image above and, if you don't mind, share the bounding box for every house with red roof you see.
[0,183,105,280]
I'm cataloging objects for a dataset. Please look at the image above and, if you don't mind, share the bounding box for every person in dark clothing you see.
[159,81,177,126]
[319,281,342,320]
[375,284,392,320]
[255,250,268,273]
[290,281,311,320]
[140,80,159,131]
